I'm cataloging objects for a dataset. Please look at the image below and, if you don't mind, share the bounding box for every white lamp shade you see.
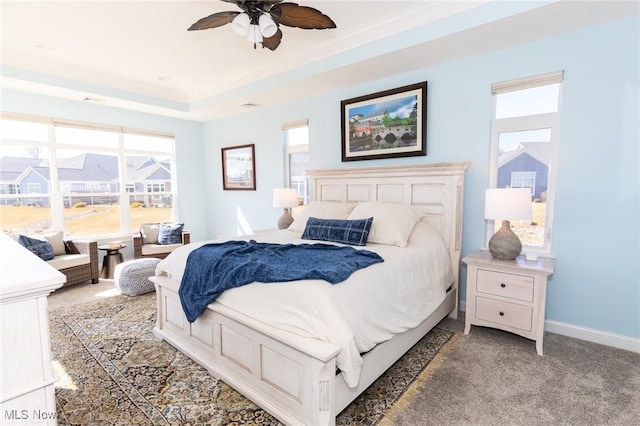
[231,13,250,36]
[259,14,278,38]
[273,188,298,208]
[246,24,263,43]
[485,188,532,220]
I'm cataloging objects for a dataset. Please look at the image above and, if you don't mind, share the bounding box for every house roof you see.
[56,154,119,182]
[498,142,551,167]
[1,153,169,183]
[0,157,44,182]
[126,156,171,181]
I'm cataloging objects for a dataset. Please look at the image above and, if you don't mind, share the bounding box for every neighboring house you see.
[0,154,172,207]
[497,142,550,200]
[0,157,42,204]
[125,156,173,206]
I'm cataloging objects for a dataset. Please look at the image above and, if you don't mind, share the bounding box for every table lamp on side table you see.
[273,188,298,230]
[485,188,532,260]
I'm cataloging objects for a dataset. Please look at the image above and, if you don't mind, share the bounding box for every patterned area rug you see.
[50,292,453,425]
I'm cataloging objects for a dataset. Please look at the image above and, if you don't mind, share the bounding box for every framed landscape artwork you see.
[221,144,256,190]
[341,81,427,162]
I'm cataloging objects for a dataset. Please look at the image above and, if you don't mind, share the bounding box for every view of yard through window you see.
[0,205,172,237]
[0,116,176,239]
[490,75,561,252]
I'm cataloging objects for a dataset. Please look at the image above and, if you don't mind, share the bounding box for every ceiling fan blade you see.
[188,11,239,31]
[220,0,284,4]
[262,28,283,51]
[270,3,336,29]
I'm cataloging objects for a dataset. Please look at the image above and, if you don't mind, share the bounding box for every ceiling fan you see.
[188,0,336,51]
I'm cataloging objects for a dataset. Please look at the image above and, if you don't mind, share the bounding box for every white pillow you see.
[43,230,66,256]
[348,201,424,247]
[408,219,443,246]
[140,223,160,244]
[288,201,356,233]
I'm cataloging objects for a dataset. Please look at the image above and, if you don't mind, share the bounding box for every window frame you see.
[0,113,177,239]
[282,119,310,205]
[487,72,563,257]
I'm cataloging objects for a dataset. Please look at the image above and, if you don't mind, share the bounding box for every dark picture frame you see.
[221,144,256,190]
[341,81,427,162]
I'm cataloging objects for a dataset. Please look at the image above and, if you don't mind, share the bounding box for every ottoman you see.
[114,258,161,296]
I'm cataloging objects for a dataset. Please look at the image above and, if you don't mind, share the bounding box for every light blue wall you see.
[3,15,637,340]
[204,17,639,338]
[1,90,208,242]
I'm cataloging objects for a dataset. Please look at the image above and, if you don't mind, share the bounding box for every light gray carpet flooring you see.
[50,281,640,426]
[389,316,640,426]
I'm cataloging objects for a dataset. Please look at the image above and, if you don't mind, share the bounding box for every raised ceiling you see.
[1,1,638,121]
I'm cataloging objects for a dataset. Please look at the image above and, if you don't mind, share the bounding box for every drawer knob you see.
[500,283,506,288]
[499,311,505,316]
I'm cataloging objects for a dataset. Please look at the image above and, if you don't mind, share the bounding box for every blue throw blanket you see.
[179,240,384,322]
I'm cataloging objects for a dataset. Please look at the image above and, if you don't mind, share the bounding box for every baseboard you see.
[545,320,640,353]
[458,300,639,353]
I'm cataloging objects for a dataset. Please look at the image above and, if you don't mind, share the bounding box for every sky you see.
[348,94,417,120]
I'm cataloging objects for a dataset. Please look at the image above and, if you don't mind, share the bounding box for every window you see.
[510,171,536,195]
[488,71,563,254]
[146,183,166,192]
[0,184,19,195]
[0,114,177,238]
[283,120,310,205]
[26,183,42,193]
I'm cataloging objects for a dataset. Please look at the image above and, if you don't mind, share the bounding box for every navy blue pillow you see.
[158,223,184,245]
[302,217,373,246]
[18,235,55,261]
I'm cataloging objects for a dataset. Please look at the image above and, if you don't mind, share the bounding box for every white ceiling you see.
[1,1,638,122]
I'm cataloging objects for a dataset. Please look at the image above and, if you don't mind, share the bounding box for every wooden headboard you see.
[307,162,470,295]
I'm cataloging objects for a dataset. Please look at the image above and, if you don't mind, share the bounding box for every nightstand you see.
[462,251,554,355]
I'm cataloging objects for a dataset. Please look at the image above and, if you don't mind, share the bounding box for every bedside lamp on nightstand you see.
[273,188,298,230]
[485,188,532,260]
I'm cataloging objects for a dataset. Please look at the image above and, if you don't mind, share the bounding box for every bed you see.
[151,162,469,425]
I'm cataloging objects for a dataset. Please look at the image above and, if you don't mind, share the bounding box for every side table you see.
[99,244,127,280]
[462,251,554,355]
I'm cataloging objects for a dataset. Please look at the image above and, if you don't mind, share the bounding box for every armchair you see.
[133,223,190,259]
[49,240,100,287]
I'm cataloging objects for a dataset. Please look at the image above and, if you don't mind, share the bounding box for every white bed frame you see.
[152,162,469,425]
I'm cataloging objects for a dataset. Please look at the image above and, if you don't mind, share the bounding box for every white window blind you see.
[281,119,309,130]
[492,71,564,95]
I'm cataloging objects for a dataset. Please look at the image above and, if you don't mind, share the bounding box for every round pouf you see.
[114,258,161,296]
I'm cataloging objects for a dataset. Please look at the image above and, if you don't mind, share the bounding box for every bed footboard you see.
[151,275,341,426]
[152,275,456,425]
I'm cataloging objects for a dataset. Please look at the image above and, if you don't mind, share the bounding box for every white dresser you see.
[0,234,65,425]
[463,251,554,355]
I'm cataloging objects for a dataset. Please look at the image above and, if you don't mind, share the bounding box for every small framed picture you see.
[221,144,256,190]
[341,81,427,162]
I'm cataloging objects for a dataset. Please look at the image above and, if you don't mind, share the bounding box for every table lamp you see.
[273,188,298,229]
[485,188,532,260]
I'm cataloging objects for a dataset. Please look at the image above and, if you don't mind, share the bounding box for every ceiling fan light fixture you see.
[188,1,336,51]
[247,24,263,44]
[258,14,277,38]
[231,13,250,36]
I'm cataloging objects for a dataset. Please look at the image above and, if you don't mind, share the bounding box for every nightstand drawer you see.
[475,296,533,331]
[476,269,534,302]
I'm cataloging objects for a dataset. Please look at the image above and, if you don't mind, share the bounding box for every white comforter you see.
[155,221,452,388]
